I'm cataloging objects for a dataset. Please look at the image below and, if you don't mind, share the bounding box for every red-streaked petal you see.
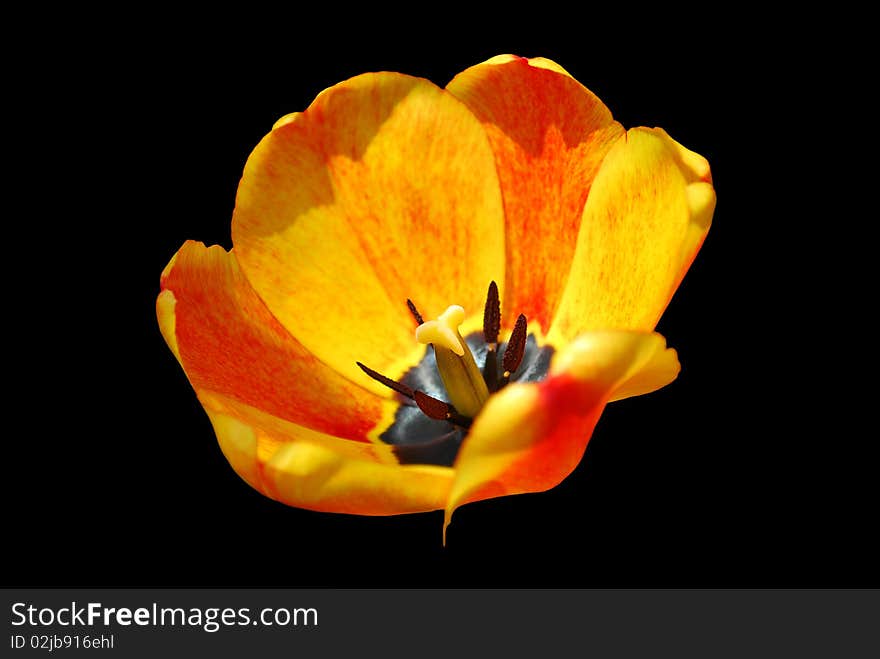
[548,127,715,343]
[447,55,624,332]
[445,331,677,539]
[232,73,506,392]
[158,240,382,442]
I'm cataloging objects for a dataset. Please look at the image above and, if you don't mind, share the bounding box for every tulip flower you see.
[157,54,715,538]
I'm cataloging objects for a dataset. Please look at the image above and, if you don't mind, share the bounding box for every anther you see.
[414,390,449,420]
[406,299,424,326]
[356,361,415,400]
[502,314,528,382]
[482,281,501,391]
[482,281,500,346]
[414,391,472,429]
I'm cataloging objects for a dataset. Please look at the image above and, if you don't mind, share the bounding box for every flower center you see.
[357,282,551,466]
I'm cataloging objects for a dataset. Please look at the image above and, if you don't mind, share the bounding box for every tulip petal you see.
[607,344,680,402]
[158,240,384,442]
[263,440,452,516]
[445,331,677,538]
[200,391,453,515]
[548,128,715,343]
[232,73,506,392]
[447,55,624,332]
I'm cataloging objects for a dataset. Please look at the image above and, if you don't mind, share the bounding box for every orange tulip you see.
[157,55,714,539]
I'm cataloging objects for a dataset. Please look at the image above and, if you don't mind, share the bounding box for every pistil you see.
[415,305,490,418]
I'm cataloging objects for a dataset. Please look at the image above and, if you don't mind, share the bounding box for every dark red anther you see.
[356,362,415,400]
[482,280,501,346]
[414,390,450,420]
[415,391,472,428]
[406,299,424,326]
[502,314,528,376]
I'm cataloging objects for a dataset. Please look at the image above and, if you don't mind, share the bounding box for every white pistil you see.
[415,305,489,418]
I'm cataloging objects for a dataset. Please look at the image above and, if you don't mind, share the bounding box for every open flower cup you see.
[157,55,715,538]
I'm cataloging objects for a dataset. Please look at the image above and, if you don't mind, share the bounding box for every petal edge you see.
[548,128,714,343]
[447,56,624,333]
[444,330,676,540]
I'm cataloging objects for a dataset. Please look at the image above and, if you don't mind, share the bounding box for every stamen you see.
[482,281,501,391]
[406,299,424,326]
[361,286,537,434]
[502,314,528,380]
[482,280,500,346]
[414,390,450,420]
[414,391,472,429]
[356,361,414,400]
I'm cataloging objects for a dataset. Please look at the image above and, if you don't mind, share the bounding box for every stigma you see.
[415,305,468,356]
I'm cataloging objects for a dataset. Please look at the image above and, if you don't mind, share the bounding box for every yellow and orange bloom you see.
[157,55,714,538]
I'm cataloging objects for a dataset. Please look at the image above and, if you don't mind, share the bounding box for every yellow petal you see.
[652,127,716,291]
[607,344,680,402]
[232,72,506,392]
[202,391,453,515]
[548,127,715,344]
[445,331,676,540]
[264,441,452,516]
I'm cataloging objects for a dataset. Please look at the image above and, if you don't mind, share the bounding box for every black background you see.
[10,19,873,586]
